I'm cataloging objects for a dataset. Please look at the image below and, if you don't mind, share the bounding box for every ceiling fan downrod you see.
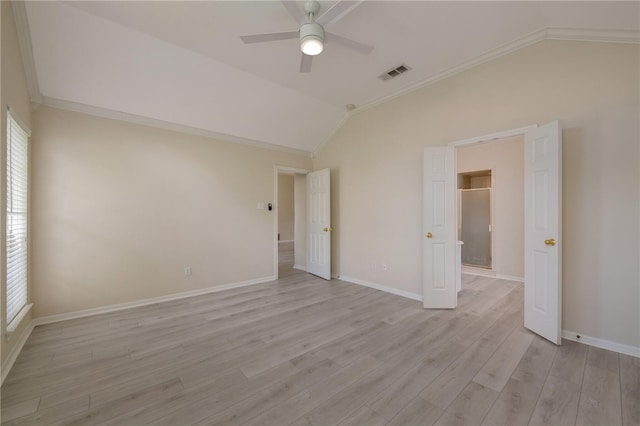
[303,1,320,22]
[300,1,324,55]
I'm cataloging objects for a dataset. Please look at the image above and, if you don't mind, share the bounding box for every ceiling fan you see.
[240,0,373,73]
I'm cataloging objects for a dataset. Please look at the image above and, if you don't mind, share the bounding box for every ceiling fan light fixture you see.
[300,22,324,56]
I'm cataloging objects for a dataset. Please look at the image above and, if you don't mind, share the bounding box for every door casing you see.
[423,123,563,345]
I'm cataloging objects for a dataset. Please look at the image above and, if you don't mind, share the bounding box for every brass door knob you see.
[426,232,433,238]
[544,238,556,246]
[323,227,332,232]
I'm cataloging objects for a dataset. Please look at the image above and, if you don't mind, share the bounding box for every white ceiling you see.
[21,1,639,154]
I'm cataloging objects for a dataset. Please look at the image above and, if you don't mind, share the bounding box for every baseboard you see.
[462,268,495,278]
[1,319,35,384]
[562,330,640,358]
[293,264,306,271]
[496,274,524,283]
[278,240,294,244]
[461,269,524,283]
[334,274,423,302]
[33,276,275,326]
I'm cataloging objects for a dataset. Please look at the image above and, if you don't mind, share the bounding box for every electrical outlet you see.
[184,266,192,277]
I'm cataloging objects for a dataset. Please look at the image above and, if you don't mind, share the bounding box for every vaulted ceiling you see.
[17,1,640,155]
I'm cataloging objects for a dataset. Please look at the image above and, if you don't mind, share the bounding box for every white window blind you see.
[6,111,29,325]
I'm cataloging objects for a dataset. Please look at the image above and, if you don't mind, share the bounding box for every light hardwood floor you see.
[1,242,638,425]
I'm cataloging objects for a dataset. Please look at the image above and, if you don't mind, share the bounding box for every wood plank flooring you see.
[1,242,638,425]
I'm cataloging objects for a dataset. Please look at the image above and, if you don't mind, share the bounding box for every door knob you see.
[426,232,433,238]
[544,238,556,246]
[323,227,332,232]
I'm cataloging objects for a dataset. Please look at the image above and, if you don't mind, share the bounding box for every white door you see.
[524,121,562,344]
[423,147,457,308]
[307,168,331,280]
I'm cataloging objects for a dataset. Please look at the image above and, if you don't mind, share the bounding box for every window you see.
[6,111,29,325]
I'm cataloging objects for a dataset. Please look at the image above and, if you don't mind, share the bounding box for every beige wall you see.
[314,40,639,348]
[457,136,524,278]
[294,173,307,268]
[31,107,312,317]
[277,174,294,242]
[1,1,34,367]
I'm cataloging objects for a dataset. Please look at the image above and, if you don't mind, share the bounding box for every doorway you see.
[456,137,525,282]
[274,166,309,279]
[458,169,493,270]
[423,122,562,344]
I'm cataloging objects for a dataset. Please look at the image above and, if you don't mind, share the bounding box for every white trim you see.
[6,108,32,137]
[41,97,312,158]
[293,264,306,271]
[11,1,42,107]
[562,330,640,358]
[463,269,524,283]
[275,166,311,175]
[1,320,35,384]
[33,276,274,326]
[450,126,535,147]
[547,27,640,44]
[6,304,33,335]
[278,240,294,244]
[335,274,423,302]
[462,269,496,279]
[496,274,524,283]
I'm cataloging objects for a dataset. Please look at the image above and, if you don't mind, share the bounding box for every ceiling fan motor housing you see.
[300,22,324,55]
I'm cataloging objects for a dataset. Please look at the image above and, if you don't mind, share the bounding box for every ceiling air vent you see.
[378,64,411,81]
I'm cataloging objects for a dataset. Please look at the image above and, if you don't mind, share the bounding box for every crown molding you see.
[546,27,640,44]
[11,1,42,106]
[41,97,312,157]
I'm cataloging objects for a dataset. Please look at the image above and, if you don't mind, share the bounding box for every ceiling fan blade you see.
[300,53,313,73]
[281,1,305,24]
[316,1,363,26]
[325,32,373,55]
[240,31,299,44]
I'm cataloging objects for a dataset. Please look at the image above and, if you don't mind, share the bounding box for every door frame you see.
[446,123,563,344]
[449,126,534,287]
[274,166,310,279]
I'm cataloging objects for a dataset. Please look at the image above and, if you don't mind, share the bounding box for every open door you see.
[424,122,562,345]
[307,168,331,280]
[524,121,562,344]
[423,147,457,308]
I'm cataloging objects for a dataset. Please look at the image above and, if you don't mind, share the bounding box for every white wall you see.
[457,136,524,278]
[294,174,307,268]
[277,174,294,242]
[314,40,639,349]
[31,106,312,317]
